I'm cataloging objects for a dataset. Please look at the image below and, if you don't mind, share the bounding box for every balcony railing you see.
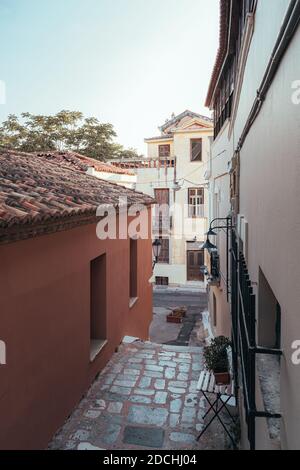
[231,230,282,450]
[112,158,175,170]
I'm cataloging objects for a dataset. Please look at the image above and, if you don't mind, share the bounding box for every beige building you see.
[113,110,213,286]
[205,0,300,450]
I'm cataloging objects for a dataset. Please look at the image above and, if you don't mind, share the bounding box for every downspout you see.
[237,0,300,151]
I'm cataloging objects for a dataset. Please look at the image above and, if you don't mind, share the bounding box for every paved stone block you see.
[173,358,192,364]
[169,381,188,389]
[145,359,157,366]
[192,363,202,372]
[179,364,190,373]
[154,379,166,390]
[165,368,176,379]
[188,381,198,393]
[138,377,152,388]
[128,405,168,426]
[111,364,123,373]
[169,414,180,428]
[126,363,143,370]
[154,391,168,405]
[168,386,186,394]
[114,376,137,387]
[170,398,182,413]
[103,374,117,385]
[128,358,143,364]
[123,368,140,376]
[159,360,177,368]
[129,395,152,404]
[123,426,165,448]
[179,353,192,359]
[169,432,196,444]
[182,407,196,423]
[158,352,176,358]
[107,402,123,414]
[134,388,155,396]
[93,399,106,410]
[184,393,198,408]
[135,353,155,359]
[144,370,164,379]
[110,386,132,395]
[102,423,121,445]
[145,365,164,372]
[177,373,189,381]
[83,410,102,419]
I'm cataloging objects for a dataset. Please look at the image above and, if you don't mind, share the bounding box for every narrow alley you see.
[49,290,230,451]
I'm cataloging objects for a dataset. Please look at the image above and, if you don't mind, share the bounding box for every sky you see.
[0,0,219,154]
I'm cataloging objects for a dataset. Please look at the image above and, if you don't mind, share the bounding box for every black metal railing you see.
[231,230,282,450]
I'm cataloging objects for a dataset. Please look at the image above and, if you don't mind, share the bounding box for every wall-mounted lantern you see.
[152,239,162,269]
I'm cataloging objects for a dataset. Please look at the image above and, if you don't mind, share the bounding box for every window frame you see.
[158,144,171,158]
[190,138,203,162]
[188,188,205,218]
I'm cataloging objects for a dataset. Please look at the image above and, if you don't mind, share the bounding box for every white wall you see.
[208,0,300,450]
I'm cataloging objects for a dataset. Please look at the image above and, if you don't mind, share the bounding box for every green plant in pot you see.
[204,336,231,385]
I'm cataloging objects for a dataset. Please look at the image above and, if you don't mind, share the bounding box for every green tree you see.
[0,110,140,161]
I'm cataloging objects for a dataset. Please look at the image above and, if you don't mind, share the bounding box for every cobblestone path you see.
[49,341,227,450]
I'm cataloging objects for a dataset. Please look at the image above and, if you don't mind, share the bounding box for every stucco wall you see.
[238,22,300,449]
[0,210,152,449]
[208,0,300,450]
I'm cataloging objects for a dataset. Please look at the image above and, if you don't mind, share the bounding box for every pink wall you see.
[0,209,153,449]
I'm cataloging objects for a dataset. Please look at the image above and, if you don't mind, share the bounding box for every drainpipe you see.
[237,0,300,151]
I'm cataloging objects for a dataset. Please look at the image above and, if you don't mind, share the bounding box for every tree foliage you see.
[0,110,141,161]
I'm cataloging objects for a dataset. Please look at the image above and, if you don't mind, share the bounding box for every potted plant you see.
[204,336,231,385]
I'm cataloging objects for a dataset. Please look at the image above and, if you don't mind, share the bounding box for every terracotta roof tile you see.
[205,0,230,108]
[34,151,135,176]
[0,150,153,244]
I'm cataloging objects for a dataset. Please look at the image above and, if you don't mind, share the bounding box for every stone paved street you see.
[49,340,228,450]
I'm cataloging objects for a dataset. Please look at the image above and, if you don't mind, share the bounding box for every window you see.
[155,277,169,286]
[158,238,170,264]
[159,144,170,158]
[154,189,170,234]
[130,238,138,300]
[190,139,202,161]
[213,293,217,327]
[188,188,205,218]
[213,0,255,139]
[90,255,107,361]
[258,269,281,349]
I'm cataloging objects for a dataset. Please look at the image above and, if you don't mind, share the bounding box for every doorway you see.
[187,250,204,281]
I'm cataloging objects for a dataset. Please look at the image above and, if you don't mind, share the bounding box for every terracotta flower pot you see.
[213,371,230,385]
[166,314,183,324]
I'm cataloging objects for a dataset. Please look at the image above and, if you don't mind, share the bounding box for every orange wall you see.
[0,209,153,449]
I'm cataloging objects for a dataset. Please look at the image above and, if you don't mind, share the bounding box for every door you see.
[187,250,204,281]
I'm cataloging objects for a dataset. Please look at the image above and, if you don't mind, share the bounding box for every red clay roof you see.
[0,150,152,244]
[35,151,135,176]
[205,0,231,108]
